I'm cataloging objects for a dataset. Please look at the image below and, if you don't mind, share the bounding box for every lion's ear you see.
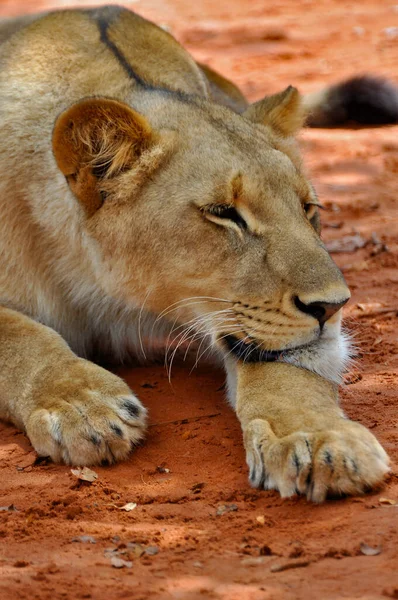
[52,98,153,216]
[243,86,304,136]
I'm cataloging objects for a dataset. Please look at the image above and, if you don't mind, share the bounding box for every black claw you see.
[122,399,141,419]
[305,438,312,458]
[106,444,117,464]
[52,420,63,445]
[249,458,269,489]
[324,451,334,472]
[347,457,359,474]
[101,458,110,467]
[258,470,268,489]
[306,469,312,487]
[307,481,315,499]
[90,434,101,446]
[110,423,124,438]
[293,453,301,476]
[259,458,269,489]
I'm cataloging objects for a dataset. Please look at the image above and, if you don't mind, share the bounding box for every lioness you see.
[0,5,391,502]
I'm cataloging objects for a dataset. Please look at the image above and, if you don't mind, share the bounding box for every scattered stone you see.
[216,504,238,516]
[383,26,398,39]
[127,543,145,558]
[156,465,170,474]
[0,504,17,512]
[72,535,97,544]
[110,556,133,569]
[15,451,38,470]
[193,561,203,568]
[370,232,389,256]
[325,233,366,253]
[145,546,159,556]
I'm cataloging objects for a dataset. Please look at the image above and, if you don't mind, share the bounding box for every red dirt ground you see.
[0,1,397,598]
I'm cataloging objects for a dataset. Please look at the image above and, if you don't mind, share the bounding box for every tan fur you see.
[0,6,389,499]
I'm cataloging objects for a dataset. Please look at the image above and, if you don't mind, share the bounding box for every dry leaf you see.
[270,560,310,572]
[241,556,267,566]
[119,502,137,512]
[71,467,98,483]
[110,556,132,569]
[191,482,205,493]
[256,515,265,525]
[356,302,384,312]
[360,543,381,556]
[379,497,397,506]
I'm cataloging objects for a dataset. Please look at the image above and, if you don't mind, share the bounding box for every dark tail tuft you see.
[305,75,398,128]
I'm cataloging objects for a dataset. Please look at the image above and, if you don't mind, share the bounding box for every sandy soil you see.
[0,0,397,598]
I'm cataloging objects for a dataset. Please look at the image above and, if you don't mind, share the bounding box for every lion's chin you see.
[221,328,352,385]
[222,335,282,363]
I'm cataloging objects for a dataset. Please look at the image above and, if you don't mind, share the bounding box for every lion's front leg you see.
[229,361,389,502]
[0,306,147,465]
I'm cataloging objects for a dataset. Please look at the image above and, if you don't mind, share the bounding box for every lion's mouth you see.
[222,335,282,363]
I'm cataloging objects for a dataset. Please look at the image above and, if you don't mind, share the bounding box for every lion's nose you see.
[294,296,349,326]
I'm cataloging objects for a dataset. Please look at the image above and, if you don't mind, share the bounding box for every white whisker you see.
[138,287,152,360]
[165,310,240,380]
[165,312,235,375]
[154,296,234,327]
[190,327,246,372]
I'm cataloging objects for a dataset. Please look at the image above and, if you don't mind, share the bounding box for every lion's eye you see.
[205,204,247,230]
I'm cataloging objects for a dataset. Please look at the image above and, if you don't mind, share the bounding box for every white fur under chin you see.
[223,323,352,409]
[279,327,352,385]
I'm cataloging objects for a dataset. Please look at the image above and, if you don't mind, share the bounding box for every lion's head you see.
[52,86,350,381]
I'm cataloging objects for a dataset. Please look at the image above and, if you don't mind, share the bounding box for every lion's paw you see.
[244,419,390,502]
[25,360,147,466]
